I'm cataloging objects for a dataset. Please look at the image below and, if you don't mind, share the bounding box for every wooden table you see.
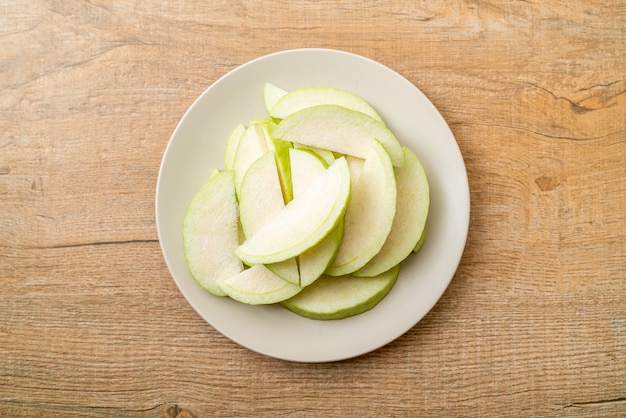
[2,1,624,416]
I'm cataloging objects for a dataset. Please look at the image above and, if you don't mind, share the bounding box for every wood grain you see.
[1,1,625,416]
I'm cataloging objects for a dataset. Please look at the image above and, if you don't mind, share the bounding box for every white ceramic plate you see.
[156,48,469,362]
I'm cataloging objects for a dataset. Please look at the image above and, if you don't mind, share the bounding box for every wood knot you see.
[161,404,195,418]
[534,175,558,192]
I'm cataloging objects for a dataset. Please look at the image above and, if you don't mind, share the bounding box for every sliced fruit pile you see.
[183,83,430,320]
